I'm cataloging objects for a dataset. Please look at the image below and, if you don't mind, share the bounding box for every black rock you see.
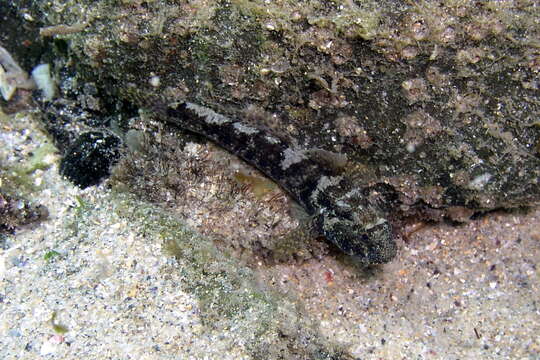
[60,131,121,188]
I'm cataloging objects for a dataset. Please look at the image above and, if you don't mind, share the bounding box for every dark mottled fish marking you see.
[161,102,397,264]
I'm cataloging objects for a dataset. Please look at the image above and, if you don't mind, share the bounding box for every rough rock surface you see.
[1,1,540,357]
[5,0,540,205]
[8,0,539,201]
[1,105,539,360]
[3,1,539,263]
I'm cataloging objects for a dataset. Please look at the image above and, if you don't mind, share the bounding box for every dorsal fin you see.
[305,149,348,173]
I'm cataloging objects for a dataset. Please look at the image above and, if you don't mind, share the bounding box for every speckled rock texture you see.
[3,1,539,261]
[1,1,540,357]
[1,108,540,360]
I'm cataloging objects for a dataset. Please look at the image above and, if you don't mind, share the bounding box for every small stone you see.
[59,131,121,188]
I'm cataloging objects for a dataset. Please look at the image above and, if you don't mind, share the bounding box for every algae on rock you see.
[112,192,349,359]
[5,0,538,213]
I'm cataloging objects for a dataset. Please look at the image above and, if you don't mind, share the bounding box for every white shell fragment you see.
[31,64,56,101]
[0,45,37,101]
[0,65,17,101]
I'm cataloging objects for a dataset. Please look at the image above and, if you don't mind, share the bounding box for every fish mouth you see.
[322,216,397,264]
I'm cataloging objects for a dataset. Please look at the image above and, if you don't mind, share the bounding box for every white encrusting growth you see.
[468,173,492,190]
[149,75,161,87]
[186,102,232,125]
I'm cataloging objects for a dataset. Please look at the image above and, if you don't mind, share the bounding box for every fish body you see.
[164,102,397,264]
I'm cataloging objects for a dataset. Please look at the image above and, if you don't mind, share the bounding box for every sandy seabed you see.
[1,112,539,359]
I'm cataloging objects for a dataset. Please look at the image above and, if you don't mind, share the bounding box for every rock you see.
[59,131,121,188]
[2,0,539,262]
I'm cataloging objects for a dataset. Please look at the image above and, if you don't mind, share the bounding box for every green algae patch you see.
[44,250,61,262]
[22,142,57,174]
[0,112,58,195]
[61,194,97,239]
[111,191,347,359]
[2,139,56,194]
[50,311,69,334]
[114,192,273,322]
[0,112,52,233]
[0,167,36,197]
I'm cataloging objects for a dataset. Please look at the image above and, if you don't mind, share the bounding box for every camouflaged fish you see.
[163,102,397,264]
